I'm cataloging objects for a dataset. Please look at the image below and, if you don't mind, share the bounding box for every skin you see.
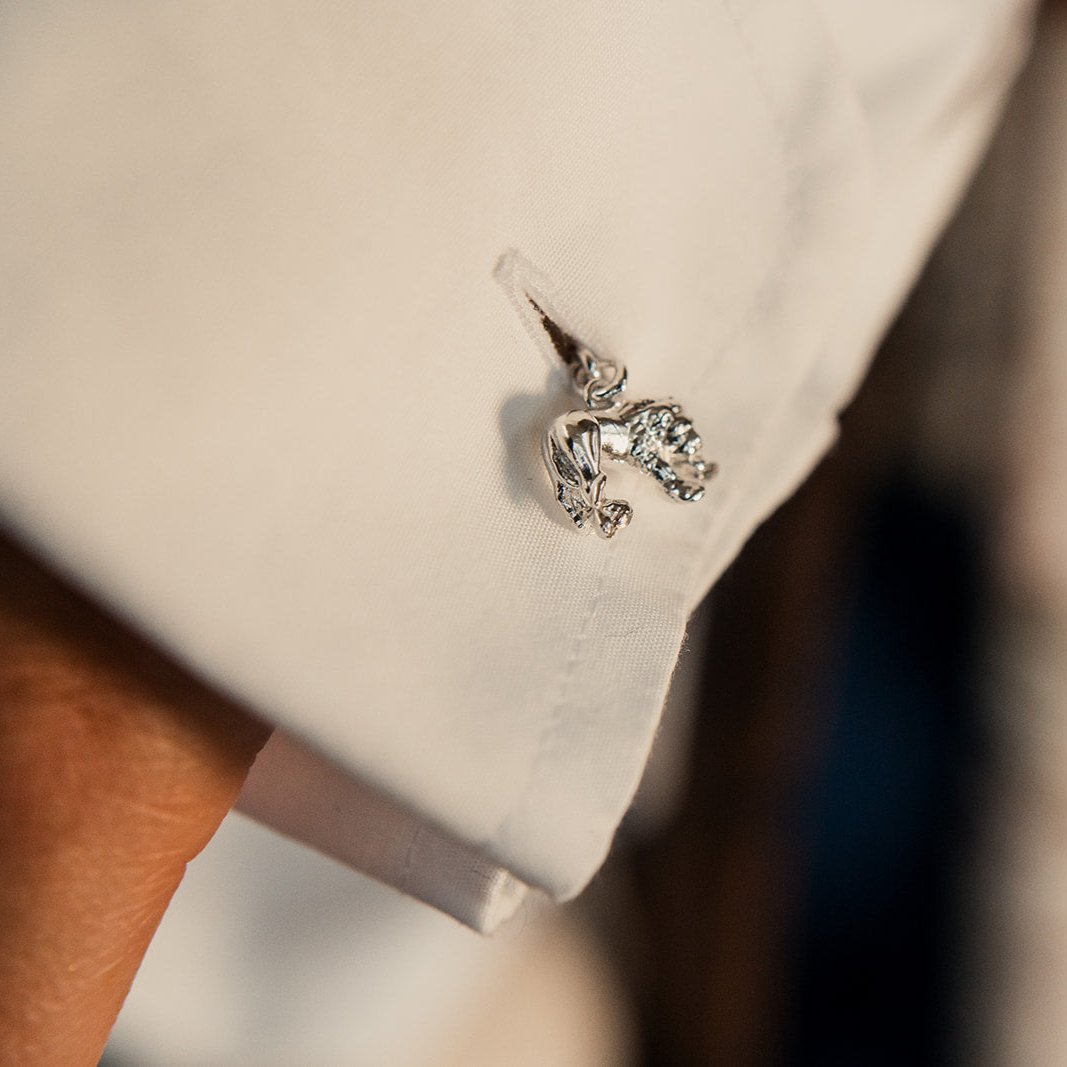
[0,536,269,1065]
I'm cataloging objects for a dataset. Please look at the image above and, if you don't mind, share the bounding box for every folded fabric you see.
[0,0,1036,930]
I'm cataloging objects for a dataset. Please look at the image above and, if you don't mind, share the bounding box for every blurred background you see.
[107,6,1067,1065]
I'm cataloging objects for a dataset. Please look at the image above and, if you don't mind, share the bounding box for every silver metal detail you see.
[535,301,716,539]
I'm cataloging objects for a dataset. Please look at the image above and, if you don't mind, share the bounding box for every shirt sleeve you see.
[0,0,1037,930]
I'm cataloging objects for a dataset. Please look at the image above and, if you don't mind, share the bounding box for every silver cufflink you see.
[533,299,716,539]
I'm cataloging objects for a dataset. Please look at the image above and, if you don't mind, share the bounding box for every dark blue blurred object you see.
[784,472,983,1067]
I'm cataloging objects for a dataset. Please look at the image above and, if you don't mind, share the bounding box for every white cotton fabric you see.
[0,1,1037,929]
